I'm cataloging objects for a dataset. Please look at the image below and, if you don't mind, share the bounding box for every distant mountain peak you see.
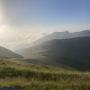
[52,31,70,34]
[80,30,90,33]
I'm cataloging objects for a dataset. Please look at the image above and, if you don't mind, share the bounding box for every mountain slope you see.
[0,46,23,58]
[17,37,90,70]
[31,30,90,46]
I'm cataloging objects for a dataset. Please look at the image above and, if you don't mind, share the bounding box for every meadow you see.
[0,59,90,90]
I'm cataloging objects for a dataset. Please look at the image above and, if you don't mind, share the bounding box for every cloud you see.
[0,24,45,50]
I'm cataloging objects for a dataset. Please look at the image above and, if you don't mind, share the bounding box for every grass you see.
[0,59,90,90]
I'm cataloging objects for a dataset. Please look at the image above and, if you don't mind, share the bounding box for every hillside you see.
[17,37,90,70]
[0,46,23,58]
[0,59,90,90]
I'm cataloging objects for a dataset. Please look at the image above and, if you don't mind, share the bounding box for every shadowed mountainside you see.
[17,37,90,71]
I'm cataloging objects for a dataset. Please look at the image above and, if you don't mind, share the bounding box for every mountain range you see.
[31,30,90,46]
[16,30,90,70]
[0,30,90,70]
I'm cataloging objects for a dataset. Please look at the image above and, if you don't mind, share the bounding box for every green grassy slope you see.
[0,59,90,90]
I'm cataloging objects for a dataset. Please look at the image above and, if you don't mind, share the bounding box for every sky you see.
[0,0,90,50]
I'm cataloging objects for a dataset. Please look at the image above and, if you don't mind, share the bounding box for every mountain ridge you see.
[0,46,23,58]
[16,30,90,52]
[27,30,90,47]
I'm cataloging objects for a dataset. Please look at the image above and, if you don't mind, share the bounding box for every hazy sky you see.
[0,0,90,50]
